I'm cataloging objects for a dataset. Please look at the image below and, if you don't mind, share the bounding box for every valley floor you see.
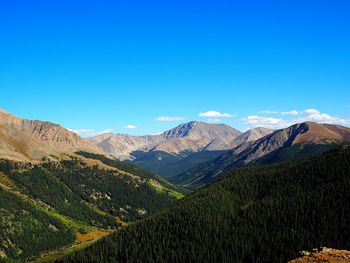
[28,229,114,263]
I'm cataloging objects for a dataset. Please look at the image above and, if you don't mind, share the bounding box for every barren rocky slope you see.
[0,109,105,161]
[177,122,350,189]
[88,121,242,160]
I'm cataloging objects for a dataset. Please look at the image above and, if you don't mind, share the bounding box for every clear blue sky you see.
[0,0,349,135]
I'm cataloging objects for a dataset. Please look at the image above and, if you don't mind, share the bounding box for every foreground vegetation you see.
[59,146,350,263]
[0,153,182,261]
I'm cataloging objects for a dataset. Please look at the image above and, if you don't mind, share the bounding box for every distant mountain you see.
[58,145,350,263]
[233,127,273,144]
[88,121,246,180]
[154,121,242,153]
[177,122,350,189]
[0,109,105,161]
[88,121,242,160]
[88,123,275,180]
[88,133,161,160]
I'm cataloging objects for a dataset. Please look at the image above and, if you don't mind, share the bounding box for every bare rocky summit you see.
[233,127,273,144]
[176,122,350,189]
[88,121,243,160]
[0,109,105,161]
[233,122,350,164]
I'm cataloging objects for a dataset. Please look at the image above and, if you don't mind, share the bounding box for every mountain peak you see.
[89,121,243,159]
[234,127,273,143]
[0,110,106,161]
[0,108,10,114]
[162,121,199,139]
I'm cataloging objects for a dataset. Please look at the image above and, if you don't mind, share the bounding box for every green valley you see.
[0,152,182,262]
[58,146,350,263]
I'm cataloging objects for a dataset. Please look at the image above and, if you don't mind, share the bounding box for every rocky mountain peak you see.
[0,110,106,161]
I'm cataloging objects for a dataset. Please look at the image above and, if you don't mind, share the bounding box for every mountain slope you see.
[88,121,242,160]
[0,152,183,261]
[89,121,243,180]
[233,127,273,144]
[58,145,350,263]
[131,150,229,180]
[0,109,105,161]
[177,122,350,189]
[152,121,242,153]
[0,186,75,260]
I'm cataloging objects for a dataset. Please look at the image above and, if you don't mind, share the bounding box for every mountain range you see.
[2,109,350,191]
[0,109,350,262]
[176,122,350,188]
[88,121,273,180]
[88,121,244,160]
[88,119,350,189]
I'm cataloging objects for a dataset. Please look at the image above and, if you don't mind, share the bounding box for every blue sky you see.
[0,0,349,136]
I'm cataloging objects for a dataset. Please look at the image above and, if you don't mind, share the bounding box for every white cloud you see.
[155,116,185,122]
[123,124,137,129]
[258,110,279,114]
[245,108,350,129]
[243,116,291,129]
[303,108,320,115]
[69,128,113,137]
[294,110,350,125]
[152,131,163,135]
[207,118,222,123]
[259,110,299,115]
[198,110,235,118]
[281,110,299,115]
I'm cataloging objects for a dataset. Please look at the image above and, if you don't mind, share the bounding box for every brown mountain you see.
[175,122,350,189]
[233,127,273,145]
[0,109,105,161]
[88,121,242,160]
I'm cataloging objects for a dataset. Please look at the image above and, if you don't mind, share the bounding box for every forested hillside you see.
[59,146,350,263]
[0,152,182,261]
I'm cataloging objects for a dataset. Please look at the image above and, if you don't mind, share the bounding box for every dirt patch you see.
[289,247,350,262]
[76,230,110,244]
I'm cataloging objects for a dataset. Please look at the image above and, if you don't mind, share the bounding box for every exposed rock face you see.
[233,127,273,144]
[232,122,350,164]
[89,121,242,160]
[289,247,350,263]
[0,109,105,161]
[175,122,350,189]
[89,134,163,160]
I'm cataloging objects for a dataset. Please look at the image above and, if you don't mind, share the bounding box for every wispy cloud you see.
[303,108,320,115]
[206,118,222,123]
[152,131,163,135]
[243,116,291,129]
[295,109,350,125]
[155,116,185,122]
[246,108,350,129]
[69,128,113,137]
[259,110,300,115]
[123,124,137,129]
[281,110,299,115]
[258,110,279,114]
[199,110,235,118]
